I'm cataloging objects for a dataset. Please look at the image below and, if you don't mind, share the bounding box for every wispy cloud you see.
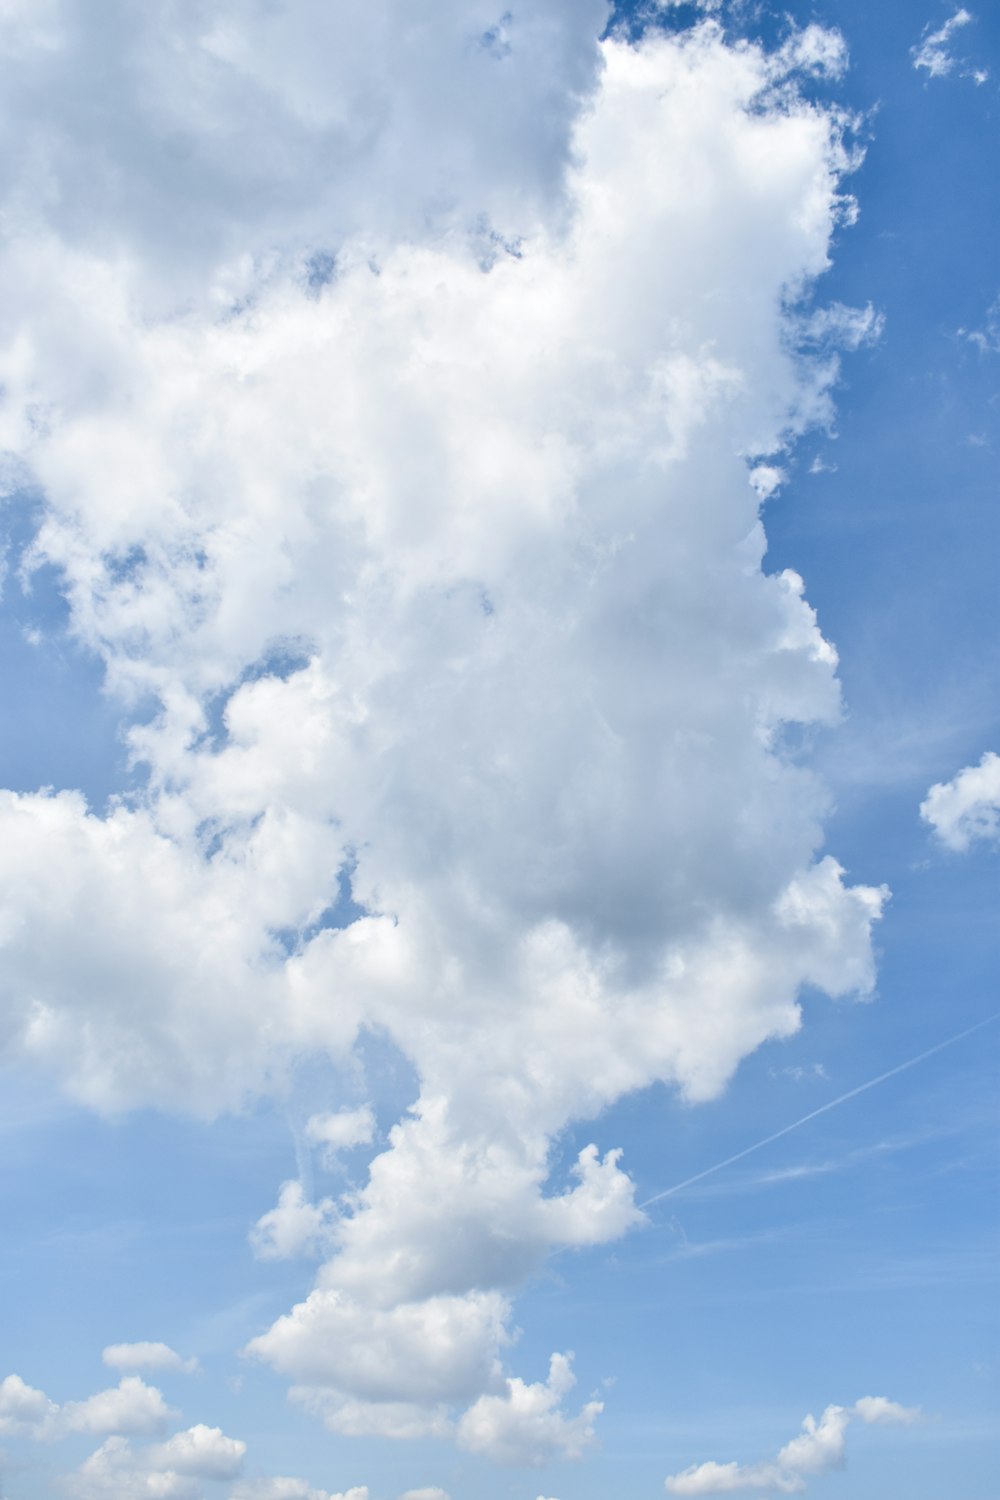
[911,9,988,83]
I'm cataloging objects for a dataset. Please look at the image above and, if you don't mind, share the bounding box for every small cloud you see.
[911,9,985,83]
[456,1352,601,1466]
[771,1062,829,1082]
[958,294,1000,354]
[853,1396,921,1426]
[102,1343,200,1376]
[249,1180,338,1261]
[147,1425,246,1480]
[231,1482,367,1500]
[920,750,1000,851]
[665,1396,919,1494]
[305,1106,375,1168]
[0,1373,176,1442]
[749,465,786,500]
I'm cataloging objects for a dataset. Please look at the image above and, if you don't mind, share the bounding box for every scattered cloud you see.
[456,1353,602,1466]
[306,1108,377,1168]
[0,1374,176,1441]
[67,1425,246,1500]
[921,751,1000,850]
[664,1396,920,1494]
[911,9,987,83]
[230,1486,368,1500]
[959,295,1000,354]
[250,1181,338,1261]
[0,1375,59,1439]
[102,1345,200,1377]
[147,1425,246,1480]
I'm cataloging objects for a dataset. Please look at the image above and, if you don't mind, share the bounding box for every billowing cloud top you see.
[921,751,1000,850]
[0,0,889,1460]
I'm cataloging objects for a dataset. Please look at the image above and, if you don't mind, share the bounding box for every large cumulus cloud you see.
[0,4,885,1455]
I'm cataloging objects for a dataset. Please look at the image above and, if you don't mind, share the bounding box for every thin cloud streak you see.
[641,1011,1000,1208]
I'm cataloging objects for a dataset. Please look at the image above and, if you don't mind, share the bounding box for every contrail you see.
[640,1010,1000,1209]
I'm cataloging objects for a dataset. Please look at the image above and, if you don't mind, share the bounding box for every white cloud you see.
[0,7,889,1449]
[147,1425,246,1480]
[102,1345,200,1377]
[250,1181,338,1261]
[664,1396,920,1494]
[69,1437,200,1500]
[230,1485,368,1500]
[921,751,1000,850]
[67,1424,247,1499]
[959,294,1000,353]
[0,1374,59,1437]
[853,1396,920,1426]
[456,1353,601,1466]
[911,9,986,82]
[306,1107,376,1167]
[253,1289,510,1409]
[61,1380,178,1439]
[0,1374,175,1441]
[399,1489,451,1500]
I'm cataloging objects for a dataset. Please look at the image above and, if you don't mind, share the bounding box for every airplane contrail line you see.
[640,1010,1000,1210]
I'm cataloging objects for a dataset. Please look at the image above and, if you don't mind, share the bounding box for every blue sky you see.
[0,4,997,1499]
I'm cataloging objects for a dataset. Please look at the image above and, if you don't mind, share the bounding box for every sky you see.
[0,3,997,1499]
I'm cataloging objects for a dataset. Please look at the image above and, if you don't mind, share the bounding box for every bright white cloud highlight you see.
[306,1108,377,1167]
[0,1374,175,1441]
[147,1425,246,1479]
[250,1181,338,1261]
[69,1425,246,1500]
[102,1345,200,1377]
[921,751,1000,850]
[457,1353,601,1466]
[230,1486,368,1500]
[0,4,888,1451]
[0,1375,59,1438]
[664,1396,920,1494]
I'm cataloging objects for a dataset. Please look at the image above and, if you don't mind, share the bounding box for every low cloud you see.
[921,751,1000,850]
[102,1345,199,1377]
[0,1374,176,1442]
[664,1396,920,1494]
[0,3,888,1456]
[456,1353,601,1466]
[250,1181,338,1261]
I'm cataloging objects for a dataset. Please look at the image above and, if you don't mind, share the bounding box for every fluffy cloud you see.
[0,0,609,313]
[147,1426,246,1480]
[456,1353,601,1466]
[921,751,1000,850]
[664,1397,920,1494]
[0,1374,59,1438]
[230,1486,367,1500]
[0,2,888,1451]
[68,1425,245,1500]
[398,1490,450,1500]
[103,1345,200,1377]
[250,1181,338,1261]
[305,1108,376,1167]
[0,1374,175,1441]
